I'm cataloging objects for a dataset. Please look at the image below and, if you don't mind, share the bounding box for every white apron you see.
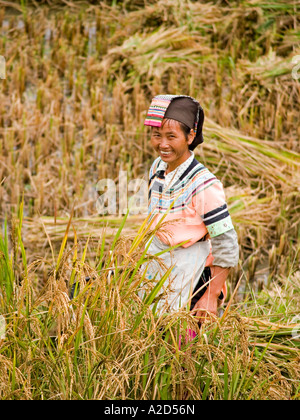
[142,235,210,313]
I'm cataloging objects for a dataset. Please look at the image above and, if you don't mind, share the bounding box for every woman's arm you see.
[193,266,229,321]
[193,229,239,322]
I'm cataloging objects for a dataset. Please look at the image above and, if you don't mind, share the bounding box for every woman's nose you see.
[159,137,169,148]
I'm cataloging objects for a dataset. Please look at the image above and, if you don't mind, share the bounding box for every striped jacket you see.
[148,154,235,249]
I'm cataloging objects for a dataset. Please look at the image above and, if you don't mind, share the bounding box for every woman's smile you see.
[159,150,173,157]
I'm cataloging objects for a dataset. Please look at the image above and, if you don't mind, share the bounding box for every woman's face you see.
[150,119,194,172]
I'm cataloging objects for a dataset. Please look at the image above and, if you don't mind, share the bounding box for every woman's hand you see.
[193,288,219,324]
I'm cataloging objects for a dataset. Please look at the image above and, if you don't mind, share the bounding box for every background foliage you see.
[0,0,299,400]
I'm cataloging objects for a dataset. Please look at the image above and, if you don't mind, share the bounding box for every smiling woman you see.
[144,94,239,322]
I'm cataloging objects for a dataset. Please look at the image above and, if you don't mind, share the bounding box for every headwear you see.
[144,94,204,150]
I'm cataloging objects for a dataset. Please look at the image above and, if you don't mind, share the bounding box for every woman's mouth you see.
[160,151,172,157]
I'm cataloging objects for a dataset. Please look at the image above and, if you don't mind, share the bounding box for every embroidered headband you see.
[144,94,204,149]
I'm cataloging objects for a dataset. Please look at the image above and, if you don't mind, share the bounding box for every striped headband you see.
[144,94,201,133]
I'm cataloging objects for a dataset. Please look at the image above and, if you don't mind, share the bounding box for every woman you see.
[144,94,239,322]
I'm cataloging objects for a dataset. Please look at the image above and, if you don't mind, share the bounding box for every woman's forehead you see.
[152,119,181,131]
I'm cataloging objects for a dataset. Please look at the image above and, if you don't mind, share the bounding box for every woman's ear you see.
[187,129,196,145]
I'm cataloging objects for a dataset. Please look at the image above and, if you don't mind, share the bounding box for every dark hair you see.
[178,121,191,139]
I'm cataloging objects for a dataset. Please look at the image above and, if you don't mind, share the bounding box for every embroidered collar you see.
[156,151,194,187]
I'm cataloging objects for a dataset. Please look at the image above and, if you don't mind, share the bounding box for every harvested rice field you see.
[0,0,299,401]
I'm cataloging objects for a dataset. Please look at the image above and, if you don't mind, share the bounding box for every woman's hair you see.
[178,121,192,139]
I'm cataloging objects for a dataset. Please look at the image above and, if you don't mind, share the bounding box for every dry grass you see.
[0,0,299,400]
[0,215,299,400]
